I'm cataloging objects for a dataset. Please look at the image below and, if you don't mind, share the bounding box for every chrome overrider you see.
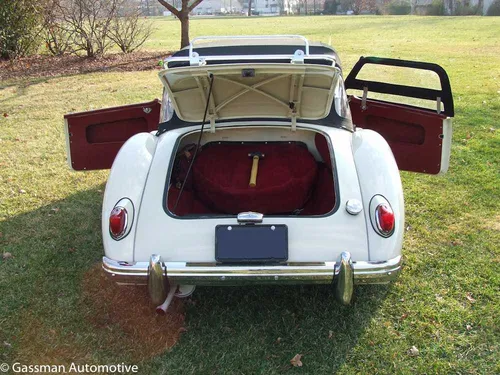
[103,252,402,305]
[147,254,168,305]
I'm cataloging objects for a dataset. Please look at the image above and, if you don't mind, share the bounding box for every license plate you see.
[215,225,288,263]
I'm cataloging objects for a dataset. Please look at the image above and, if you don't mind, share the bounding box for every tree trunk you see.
[180,11,189,48]
[248,0,252,16]
[158,0,205,48]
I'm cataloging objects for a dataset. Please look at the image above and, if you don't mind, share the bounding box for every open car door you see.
[345,57,454,174]
[64,100,160,171]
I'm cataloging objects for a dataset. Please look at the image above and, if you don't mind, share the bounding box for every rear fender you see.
[102,133,158,262]
[352,129,404,262]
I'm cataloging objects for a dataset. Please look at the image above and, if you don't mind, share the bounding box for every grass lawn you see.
[1,16,499,374]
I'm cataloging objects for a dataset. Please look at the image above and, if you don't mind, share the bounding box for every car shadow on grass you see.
[152,275,391,373]
[0,186,105,362]
[0,186,392,374]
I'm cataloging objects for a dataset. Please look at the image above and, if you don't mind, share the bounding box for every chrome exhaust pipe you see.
[148,254,168,306]
[334,251,354,305]
[156,287,176,315]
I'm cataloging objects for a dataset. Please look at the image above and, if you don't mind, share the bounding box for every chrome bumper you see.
[102,254,401,287]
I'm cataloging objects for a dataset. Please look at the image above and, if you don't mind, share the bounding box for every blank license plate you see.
[215,225,288,263]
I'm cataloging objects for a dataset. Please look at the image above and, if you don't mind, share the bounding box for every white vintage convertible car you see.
[64,36,454,312]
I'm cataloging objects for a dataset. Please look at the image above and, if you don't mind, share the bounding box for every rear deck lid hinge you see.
[189,52,206,66]
[291,49,305,64]
[210,116,216,133]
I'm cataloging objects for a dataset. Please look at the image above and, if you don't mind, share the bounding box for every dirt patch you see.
[81,264,186,361]
[482,215,500,232]
[17,315,92,366]
[0,52,169,82]
[15,265,185,366]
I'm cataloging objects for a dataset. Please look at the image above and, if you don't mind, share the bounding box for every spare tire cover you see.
[192,142,318,214]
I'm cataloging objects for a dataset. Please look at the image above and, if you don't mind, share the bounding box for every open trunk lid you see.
[158,64,339,124]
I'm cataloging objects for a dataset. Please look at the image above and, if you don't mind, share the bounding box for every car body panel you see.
[64,100,160,171]
[102,132,158,262]
[350,97,452,174]
[345,56,454,175]
[351,129,404,262]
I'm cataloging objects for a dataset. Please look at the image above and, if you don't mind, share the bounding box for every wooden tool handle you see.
[249,156,259,187]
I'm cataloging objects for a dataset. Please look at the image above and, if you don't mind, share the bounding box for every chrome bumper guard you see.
[103,253,401,304]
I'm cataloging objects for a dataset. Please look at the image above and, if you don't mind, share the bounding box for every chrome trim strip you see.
[369,195,395,238]
[166,55,337,66]
[102,255,402,286]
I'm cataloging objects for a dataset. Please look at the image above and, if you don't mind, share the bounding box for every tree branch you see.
[157,0,181,17]
[187,0,204,12]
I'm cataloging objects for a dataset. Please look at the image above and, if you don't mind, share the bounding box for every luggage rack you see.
[165,35,337,67]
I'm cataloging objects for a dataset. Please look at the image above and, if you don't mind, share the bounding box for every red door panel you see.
[350,96,446,174]
[64,100,160,170]
[345,57,454,175]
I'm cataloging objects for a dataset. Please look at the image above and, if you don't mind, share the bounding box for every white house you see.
[193,0,244,15]
[241,0,282,15]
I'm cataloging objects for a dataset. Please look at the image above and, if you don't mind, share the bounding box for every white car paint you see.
[351,129,404,262]
[101,121,405,266]
[102,132,158,262]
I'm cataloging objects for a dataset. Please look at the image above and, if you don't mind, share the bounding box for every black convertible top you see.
[166,41,342,69]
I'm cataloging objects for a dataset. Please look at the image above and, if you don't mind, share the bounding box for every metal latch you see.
[237,212,263,224]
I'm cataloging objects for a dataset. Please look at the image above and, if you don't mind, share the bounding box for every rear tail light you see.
[369,195,395,238]
[110,207,127,239]
[108,198,134,240]
[375,204,395,236]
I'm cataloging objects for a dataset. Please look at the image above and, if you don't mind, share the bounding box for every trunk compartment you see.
[167,131,335,216]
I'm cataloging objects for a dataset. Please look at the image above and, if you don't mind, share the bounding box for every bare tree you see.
[45,22,75,56]
[49,0,120,57]
[45,0,153,56]
[108,3,154,53]
[248,0,253,16]
[157,0,205,49]
[351,0,363,13]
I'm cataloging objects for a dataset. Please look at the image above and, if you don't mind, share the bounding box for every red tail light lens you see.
[109,207,127,239]
[376,204,395,236]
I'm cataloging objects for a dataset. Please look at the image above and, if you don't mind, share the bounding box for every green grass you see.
[1,16,499,374]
